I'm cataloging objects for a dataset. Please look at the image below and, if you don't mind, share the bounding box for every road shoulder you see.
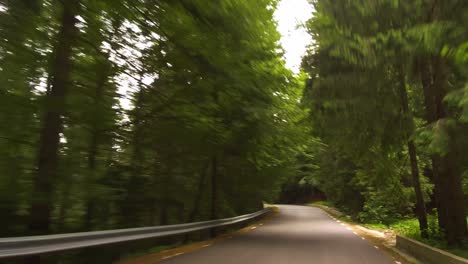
[310,204,422,264]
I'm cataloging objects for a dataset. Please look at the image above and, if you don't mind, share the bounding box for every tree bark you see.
[29,0,79,235]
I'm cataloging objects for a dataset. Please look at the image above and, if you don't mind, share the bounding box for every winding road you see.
[162,205,397,264]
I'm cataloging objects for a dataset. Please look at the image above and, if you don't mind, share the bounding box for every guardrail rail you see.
[0,208,272,259]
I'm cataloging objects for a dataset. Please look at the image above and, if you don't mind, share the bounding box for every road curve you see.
[162,205,395,264]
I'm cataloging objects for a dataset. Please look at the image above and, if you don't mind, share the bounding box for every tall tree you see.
[302,0,467,244]
[29,0,80,234]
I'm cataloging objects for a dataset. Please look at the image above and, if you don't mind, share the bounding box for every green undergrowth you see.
[366,217,468,259]
[308,201,334,208]
[364,218,422,237]
[120,244,178,261]
[307,201,351,222]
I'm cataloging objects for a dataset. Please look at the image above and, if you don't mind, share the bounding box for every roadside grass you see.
[120,244,179,261]
[308,202,468,259]
[306,201,351,222]
[364,218,420,237]
[363,217,468,259]
[310,201,335,207]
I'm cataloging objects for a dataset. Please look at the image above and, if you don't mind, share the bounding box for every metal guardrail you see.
[0,208,271,258]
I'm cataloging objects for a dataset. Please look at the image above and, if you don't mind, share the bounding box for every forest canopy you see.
[0,0,307,237]
[295,0,468,246]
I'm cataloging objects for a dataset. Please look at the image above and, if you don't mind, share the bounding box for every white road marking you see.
[361,237,365,240]
[374,246,379,249]
[251,226,257,230]
[353,232,358,235]
[202,243,212,247]
[346,227,352,230]
[161,251,186,260]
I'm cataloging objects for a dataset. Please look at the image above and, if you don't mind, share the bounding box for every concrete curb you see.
[396,235,468,264]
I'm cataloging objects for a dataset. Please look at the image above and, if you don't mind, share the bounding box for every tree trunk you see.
[210,156,218,220]
[397,65,428,237]
[407,141,429,237]
[415,0,467,244]
[433,58,467,244]
[417,58,447,232]
[418,57,467,244]
[210,155,218,237]
[188,162,209,222]
[159,204,168,226]
[0,0,40,236]
[85,124,99,230]
[84,55,111,230]
[159,164,172,226]
[121,84,145,227]
[28,0,79,235]
[148,199,157,226]
[57,183,70,231]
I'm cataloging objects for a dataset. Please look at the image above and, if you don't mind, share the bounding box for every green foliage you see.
[369,215,468,258]
[0,0,308,239]
[296,0,468,244]
[357,186,413,225]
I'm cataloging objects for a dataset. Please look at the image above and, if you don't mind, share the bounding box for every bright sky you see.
[274,0,314,73]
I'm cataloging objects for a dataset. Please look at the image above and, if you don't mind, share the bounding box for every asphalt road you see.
[161,205,396,264]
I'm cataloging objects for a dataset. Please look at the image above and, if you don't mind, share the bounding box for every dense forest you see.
[0,0,467,258]
[0,0,307,239]
[290,0,468,247]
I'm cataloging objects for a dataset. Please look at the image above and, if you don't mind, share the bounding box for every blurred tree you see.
[301,0,467,244]
[0,0,307,244]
